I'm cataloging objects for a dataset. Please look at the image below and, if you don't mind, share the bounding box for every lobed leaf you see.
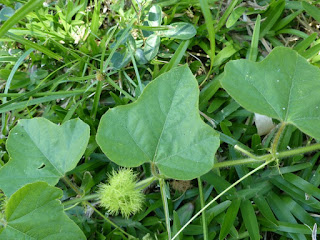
[0,118,90,196]
[220,47,320,140]
[96,66,220,180]
[0,182,86,239]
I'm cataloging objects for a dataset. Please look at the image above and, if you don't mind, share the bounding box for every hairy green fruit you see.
[98,169,144,218]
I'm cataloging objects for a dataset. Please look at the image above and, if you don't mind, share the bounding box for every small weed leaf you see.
[144,34,160,61]
[0,118,90,197]
[159,22,197,40]
[96,65,220,180]
[220,47,320,140]
[147,5,162,27]
[0,182,86,239]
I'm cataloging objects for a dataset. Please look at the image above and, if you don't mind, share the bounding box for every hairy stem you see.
[63,176,130,237]
[213,142,320,169]
[135,176,157,190]
[63,194,99,206]
[271,122,287,156]
[234,144,261,160]
[62,176,82,196]
[85,201,133,238]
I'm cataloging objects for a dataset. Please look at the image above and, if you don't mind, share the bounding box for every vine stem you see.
[135,176,157,190]
[159,178,171,240]
[63,194,99,206]
[63,176,156,206]
[271,122,287,155]
[85,201,133,238]
[234,144,262,160]
[213,142,320,169]
[62,176,82,195]
[172,159,274,240]
[62,176,132,238]
[197,177,208,240]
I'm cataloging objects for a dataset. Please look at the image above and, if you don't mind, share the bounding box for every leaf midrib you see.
[19,126,63,176]
[284,55,299,122]
[152,74,183,163]
[5,225,37,240]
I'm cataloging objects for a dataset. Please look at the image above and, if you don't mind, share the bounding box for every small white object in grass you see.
[254,113,275,136]
[312,223,317,240]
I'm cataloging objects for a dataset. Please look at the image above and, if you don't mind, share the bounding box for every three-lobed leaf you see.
[0,182,86,239]
[0,118,90,196]
[220,47,320,140]
[96,65,220,180]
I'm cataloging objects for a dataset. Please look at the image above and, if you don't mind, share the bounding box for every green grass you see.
[0,0,320,239]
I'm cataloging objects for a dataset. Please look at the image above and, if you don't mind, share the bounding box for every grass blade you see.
[197,177,208,240]
[0,93,83,114]
[300,43,320,59]
[260,0,285,38]
[1,48,34,134]
[215,0,239,32]
[273,10,303,31]
[5,32,63,61]
[0,0,44,38]
[293,32,318,53]
[248,15,261,61]
[157,40,190,76]
[219,199,241,240]
[199,0,215,68]
[254,196,278,225]
[240,199,260,240]
[302,2,320,23]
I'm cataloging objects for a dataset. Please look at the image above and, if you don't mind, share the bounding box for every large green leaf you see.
[0,118,90,196]
[96,65,219,180]
[0,182,86,239]
[220,47,320,140]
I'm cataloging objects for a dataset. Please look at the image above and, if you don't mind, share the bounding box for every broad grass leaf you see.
[302,2,320,23]
[96,66,219,180]
[240,199,260,240]
[0,182,86,240]
[267,191,307,239]
[253,196,278,225]
[220,47,320,140]
[0,118,90,196]
[226,7,246,28]
[172,211,183,240]
[219,199,241,240]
